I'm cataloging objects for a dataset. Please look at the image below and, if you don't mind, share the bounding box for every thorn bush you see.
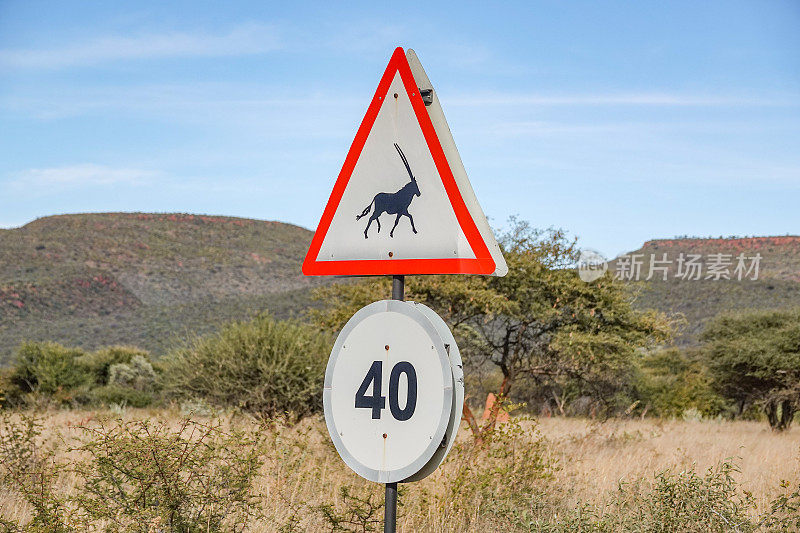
[161,313,331,418]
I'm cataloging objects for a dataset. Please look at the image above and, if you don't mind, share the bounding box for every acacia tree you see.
[701,308,800,431]
[310,219,674,442]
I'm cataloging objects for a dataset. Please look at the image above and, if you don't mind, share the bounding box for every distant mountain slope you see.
[633,236,800,282]
[2,214,798,362]
[0,213,324,363]
[616,236,800,344]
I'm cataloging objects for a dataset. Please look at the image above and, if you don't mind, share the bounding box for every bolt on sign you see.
[303,47,505,529]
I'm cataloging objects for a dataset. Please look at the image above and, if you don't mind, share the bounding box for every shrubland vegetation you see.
[0,411,797,531]
[631,278,800,345]
[701,308,800,430]
[2,343,159,409]
[0,314,329,420]
[635,347,726,418]
[309,220,798,433]
[311,222,675,441]
[1,217,798,530]
[614,236,800,345]
[2,213,799,362]
[161,315,330,418]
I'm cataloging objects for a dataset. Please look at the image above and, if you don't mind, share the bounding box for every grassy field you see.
[535,417,797,512]
[1,409,797,531]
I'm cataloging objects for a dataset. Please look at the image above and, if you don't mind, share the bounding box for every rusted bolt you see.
[385,345,390,351]
[393,93,398,99]
[383,433,388,439]
[388,251,393,257]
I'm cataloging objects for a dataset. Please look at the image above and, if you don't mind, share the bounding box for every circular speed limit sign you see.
[323,300,454,483]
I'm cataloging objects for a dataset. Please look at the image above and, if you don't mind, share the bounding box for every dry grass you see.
[1,409,798,531]
[535,417,799,512]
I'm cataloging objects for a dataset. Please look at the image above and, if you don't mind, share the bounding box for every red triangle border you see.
[302,47,495,276]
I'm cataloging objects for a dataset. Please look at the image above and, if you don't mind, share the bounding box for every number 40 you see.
[355,361,417,421]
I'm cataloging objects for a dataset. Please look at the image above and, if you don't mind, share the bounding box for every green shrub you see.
[518,459,760,532]
[108,354,156,390]
[0,367,14,407]
[1,413,264,532]
[0,411,72,532]
[761,480,800,531]
[313,486,385,532]
[93,350,158,408]
[162,313,330,418]
[9,342,92,405]
[72,416,264,532]
[91,385,155,408]
[636,348,726,418]
[3,343,158,408]
[604,459,757,532]
[75,345,151,386]
[701,308,800,430]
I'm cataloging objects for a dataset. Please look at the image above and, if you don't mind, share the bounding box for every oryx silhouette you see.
[356,143,421,239]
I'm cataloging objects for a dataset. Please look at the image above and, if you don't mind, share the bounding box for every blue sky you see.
[1,0,798,257]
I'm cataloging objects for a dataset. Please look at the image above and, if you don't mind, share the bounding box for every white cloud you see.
[447,92,798,107]
[0,23,280,69]
[10,164,159,188]
[483,118,800,138]
[6,82,796,125]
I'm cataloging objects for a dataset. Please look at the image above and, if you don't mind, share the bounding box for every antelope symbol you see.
[356,143,421,239]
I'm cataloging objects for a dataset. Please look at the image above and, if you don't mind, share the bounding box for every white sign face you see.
[323,300,453,483]
[303,47,503,277]
[316,70,474,263]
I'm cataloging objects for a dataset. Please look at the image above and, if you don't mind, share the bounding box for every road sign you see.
[323,299,460,483]
[402,301,464,482]
[303,47,507,277]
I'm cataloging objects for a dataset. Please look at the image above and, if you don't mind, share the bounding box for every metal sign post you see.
[386,274,403,533]
[385,480,397,533]
[392,274,404,302]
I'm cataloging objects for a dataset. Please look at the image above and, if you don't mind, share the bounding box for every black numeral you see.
[355,360,385,419]
[389,362,417,421]
[354,361,417,421]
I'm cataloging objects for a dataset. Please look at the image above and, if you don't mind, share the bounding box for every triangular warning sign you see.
[303,47,507,276]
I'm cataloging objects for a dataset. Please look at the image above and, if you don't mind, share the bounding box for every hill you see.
[2,214,799,361]
[0,213,325,363]
[616,236,800,344]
